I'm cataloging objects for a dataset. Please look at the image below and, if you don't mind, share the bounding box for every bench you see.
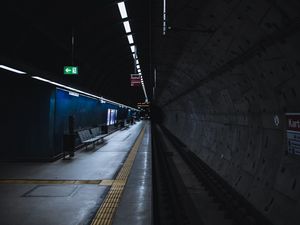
[77,128,105,150]
[90,127,106,141]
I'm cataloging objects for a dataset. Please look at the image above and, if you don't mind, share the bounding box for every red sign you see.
[286,113,300,155]
[286,114,300,132]
[130,74,141,87]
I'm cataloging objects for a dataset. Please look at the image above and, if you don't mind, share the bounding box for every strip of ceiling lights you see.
[0,64,139,111]
[117,1,148,103]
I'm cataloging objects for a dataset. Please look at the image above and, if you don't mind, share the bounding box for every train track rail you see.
[152,124,273,225]
[152,124,201,225]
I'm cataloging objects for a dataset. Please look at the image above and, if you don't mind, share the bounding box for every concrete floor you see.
[0,121,149,225]
[113,122,152,225]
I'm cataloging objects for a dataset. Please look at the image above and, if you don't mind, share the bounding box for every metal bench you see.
[77,128,105,150]
[90,127,106,141]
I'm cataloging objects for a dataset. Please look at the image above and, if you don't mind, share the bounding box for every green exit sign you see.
[64,66,78,75]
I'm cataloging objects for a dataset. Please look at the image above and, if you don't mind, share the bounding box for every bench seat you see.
[78,128,105,150]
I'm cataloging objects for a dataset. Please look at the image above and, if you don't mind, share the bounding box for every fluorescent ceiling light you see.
[116,1,148,104]
[117,2,128,19]
[31,76,139,111]
[0,65,26,74]
[33,77,99,99]
[130,45,136,53]
[127,34,134,44]
[123,21,131,33]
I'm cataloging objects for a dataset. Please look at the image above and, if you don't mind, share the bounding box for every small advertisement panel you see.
[107,109,118,125]
[286,113,300,155]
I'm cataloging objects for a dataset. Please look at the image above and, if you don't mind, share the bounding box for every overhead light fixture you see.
[32,76,99,99]
[117,2,128,19]
[123,21,131,33]
[163,0,167,35]
[0,65,26,74]
[130,45,136,53]
[116,2,148,103]
[127,34,134,44]
[31,76,139,111]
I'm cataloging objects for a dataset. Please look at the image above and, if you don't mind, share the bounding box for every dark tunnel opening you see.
[150,104,165,124]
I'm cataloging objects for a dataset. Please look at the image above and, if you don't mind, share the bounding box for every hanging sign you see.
[130,74,141,87]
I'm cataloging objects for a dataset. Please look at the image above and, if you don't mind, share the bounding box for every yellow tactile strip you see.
[0,179,114,186]
[90,126,145,225]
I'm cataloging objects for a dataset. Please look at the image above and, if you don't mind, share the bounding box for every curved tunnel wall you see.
[158,1,300,224]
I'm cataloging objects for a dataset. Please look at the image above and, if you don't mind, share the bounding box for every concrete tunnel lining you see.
[155,1,300,225]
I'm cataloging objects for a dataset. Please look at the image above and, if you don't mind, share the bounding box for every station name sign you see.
[287,116,300,132]
[286,113,300,155]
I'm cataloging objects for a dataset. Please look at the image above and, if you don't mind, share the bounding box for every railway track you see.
[152,124,200,225]
[152,124,273,225]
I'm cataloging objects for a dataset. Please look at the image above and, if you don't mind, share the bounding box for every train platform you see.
[0,121,152,225]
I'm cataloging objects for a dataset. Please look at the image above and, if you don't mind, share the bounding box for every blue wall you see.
[54,89,118,154]
[0,71,131,161]
[53,89,130,155]
[0,71,55,161]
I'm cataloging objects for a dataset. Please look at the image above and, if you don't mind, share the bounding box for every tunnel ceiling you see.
[151,0,300,110]
[0,0,151,107]
[1,0,300,109]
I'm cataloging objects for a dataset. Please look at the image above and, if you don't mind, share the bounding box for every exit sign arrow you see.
[64,66,78,75]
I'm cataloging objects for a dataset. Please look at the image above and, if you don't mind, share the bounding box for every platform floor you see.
[0,121,152,225]
[113,122,152,225]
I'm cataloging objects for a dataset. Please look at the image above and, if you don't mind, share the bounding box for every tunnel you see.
[0,0,300,225]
